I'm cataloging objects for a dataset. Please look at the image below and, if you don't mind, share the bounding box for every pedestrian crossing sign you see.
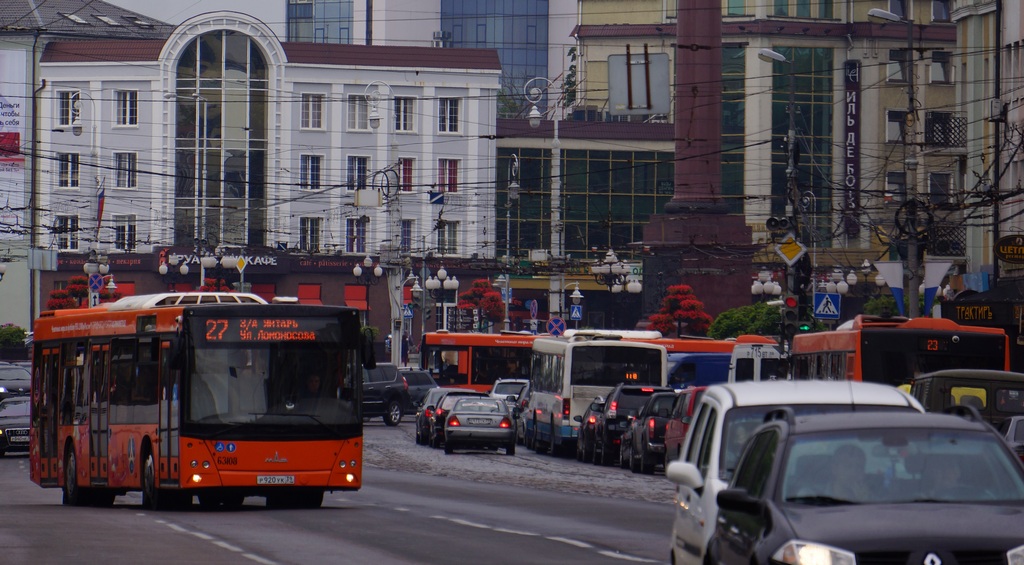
[570,304,582,321]
[813,292,841,320]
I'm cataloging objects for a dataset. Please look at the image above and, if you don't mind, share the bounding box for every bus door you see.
[89,344,110,482]
[159,341,180,484]
[34,348,62,485]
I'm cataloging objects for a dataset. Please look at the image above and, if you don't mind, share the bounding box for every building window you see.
[773,0,788,16]
[115,152,137,188]
[399,158,414,192]
[885,171,906,203]
[348,94,369,130]
[299,217,321,252]
[346,217,367,253]
[438,98,459,133]
[888,49,912,83]
[887,110,907,142]
[401,219,413,253]
[115,90,138,126]
[300,155,322,190]
[438,159,458,192]
[113,214,137,252]
[58,90,80,127]
[395,97,415,132]
[796,0,810,17]
[301,93,323,129]
[889,0,906,19]
[931,51,951,83]
[932,0,951,22]
[347,156,368,190]
[56,215,79,250]
[58,153,80,188]
[437,220,459,255]
[726,0,745,15]
[929,172,952,206]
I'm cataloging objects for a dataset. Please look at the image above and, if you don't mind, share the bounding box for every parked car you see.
[428,389,489,448]
[909,368,1024,428]
[442,396,517,455]
[590,384,674,466]
[414,387,457,445]
[361,363,411,426]
[665,380,925,565]
[574,397,606,462]
[620,390,679,474]
[0,397,30,456]
[663,386,706,468]
[706,408,1024,565]
[399,367,439,407]
[999,414,1024,463]
[0,362,31,403]
[489,378,528,404]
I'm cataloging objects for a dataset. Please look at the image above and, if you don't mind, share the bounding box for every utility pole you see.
[903,15,921,318]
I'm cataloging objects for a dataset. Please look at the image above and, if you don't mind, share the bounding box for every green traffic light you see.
[798,323,812,332]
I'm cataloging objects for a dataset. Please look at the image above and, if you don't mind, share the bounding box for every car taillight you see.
[436,409,446,419]
[425,408,434,418]
[401,376,409,391]
[588,415,596,425]
[562,399,570,418]
[607,400,618,418]
[641,388,654,392]
[447,415,461,427]
[499,418,511,428]
[648,417,656,440]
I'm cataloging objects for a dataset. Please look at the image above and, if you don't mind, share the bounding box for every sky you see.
[103,0,286,38]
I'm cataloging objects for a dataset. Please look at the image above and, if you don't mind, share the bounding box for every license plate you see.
[9,429,28,443]
[467,418,490,425]
[257,475,295,485]
[10,436,29,443]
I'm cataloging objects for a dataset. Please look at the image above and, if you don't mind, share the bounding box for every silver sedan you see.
[443,397,517,456]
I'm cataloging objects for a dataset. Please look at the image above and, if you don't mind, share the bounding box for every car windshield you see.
[0,399,29,417]
[781,428,1024,504]
[0,365,31,383]
[453,398,505,413]
[493,382,525,396]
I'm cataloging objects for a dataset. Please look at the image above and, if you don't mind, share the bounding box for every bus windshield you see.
[569,346,663,387]
[186,315,360,437]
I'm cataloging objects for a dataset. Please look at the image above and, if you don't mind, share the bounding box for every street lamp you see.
[506,154,521,267]
[869,7,921,317]
[83,249,110,307]
[494,274,512,330]
[424,266,460,330]
[752,270,783,299]
[352,255,383,285]
[525,77,565,317]
[590,249,641,294]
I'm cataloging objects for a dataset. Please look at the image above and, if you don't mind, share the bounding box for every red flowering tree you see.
[457,278,506,323]
[645,284,714,337]
[199,277,233,292]
[45,275,122,310]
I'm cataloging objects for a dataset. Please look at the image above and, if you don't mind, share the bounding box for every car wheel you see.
[583,436,594,463]
[430,432,440,449]
[640,449,655,475]
[629,445,640,473]
[444,441,455,454]
[506,442,516,456]
[383,399,402,426]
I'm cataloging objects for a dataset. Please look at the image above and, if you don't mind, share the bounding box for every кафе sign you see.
[994,235,1024,264]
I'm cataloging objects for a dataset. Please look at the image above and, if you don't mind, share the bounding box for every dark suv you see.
[590,384,674,466]
[399,368,438,407]
[362,363,411,426]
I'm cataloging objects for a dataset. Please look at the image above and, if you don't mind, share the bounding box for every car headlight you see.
[772,541,856,565]
[1008,543,1024,565]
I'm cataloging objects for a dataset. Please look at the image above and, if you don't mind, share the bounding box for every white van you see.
[727,337,784,382]
[665,380,924,565]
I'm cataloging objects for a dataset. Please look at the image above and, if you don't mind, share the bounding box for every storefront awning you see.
[344,285,370,311]
[297,283,322,305]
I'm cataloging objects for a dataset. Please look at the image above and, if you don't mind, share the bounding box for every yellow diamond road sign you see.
[775,233,807,267]
[235,257,247,272]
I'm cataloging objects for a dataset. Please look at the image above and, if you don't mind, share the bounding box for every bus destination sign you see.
[202,318,328,343]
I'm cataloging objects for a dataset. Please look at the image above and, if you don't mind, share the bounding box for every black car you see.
[0,363,31,402]
[0,397,30,456]
[574,397,605,463]
[399,368,439,407]
[362,363,411,426]
[414,387,457,445]
[707,408,1024,565]
[590,384,674,466]
[619,390,678,474]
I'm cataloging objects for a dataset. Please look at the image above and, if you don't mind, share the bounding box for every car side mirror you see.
[573,415,583,423]
[716,488,764,515]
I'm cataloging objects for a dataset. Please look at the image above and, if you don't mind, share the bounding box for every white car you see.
[489,378,529,403]
[665,380,924,565]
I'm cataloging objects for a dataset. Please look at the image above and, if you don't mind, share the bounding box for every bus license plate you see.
[257,475,295,485]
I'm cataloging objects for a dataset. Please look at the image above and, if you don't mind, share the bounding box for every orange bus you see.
[420,331,538,391]
[791,315,1010,388]
[30,292,374,510]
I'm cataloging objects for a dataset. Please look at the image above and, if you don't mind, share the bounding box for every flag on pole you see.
[96,179,105,231]
[922,260,953,316]
[873,261,905,317]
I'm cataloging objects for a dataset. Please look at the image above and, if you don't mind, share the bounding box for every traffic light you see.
[782,295,800,340]
[797,292,813,333]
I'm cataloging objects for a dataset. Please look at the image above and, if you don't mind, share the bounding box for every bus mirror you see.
[361,327,377,370]
[167,336,185,370]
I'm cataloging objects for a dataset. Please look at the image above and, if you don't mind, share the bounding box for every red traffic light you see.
[784,295,799,308]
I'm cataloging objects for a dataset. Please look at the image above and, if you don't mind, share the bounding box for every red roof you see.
[40,39,165,63]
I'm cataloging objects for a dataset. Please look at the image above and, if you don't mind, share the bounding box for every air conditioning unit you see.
[989,99,1007,123]
[432,30,451,48]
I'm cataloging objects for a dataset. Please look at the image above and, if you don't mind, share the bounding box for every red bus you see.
[420,331,538,391]
[30,292,373,510]
[791,315,1010,388]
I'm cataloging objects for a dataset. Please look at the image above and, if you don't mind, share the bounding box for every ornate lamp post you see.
[424,266,460,330]
[590,249,641,294]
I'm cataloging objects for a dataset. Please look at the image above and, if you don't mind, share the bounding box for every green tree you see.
[645,284,713,337]
[708,302,782,340]
[0,323,27,347]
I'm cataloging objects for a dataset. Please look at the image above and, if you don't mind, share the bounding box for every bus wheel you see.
[142,449,161,510]
[62,446,89,507]
[383,399,403,426]
[548,417,561,456]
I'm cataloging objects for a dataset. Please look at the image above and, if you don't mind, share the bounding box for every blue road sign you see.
[88,273,104,292]
[813,292,841,320]
[402,304,414,319]
[569,304,582,321]
[547,317,566,336]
